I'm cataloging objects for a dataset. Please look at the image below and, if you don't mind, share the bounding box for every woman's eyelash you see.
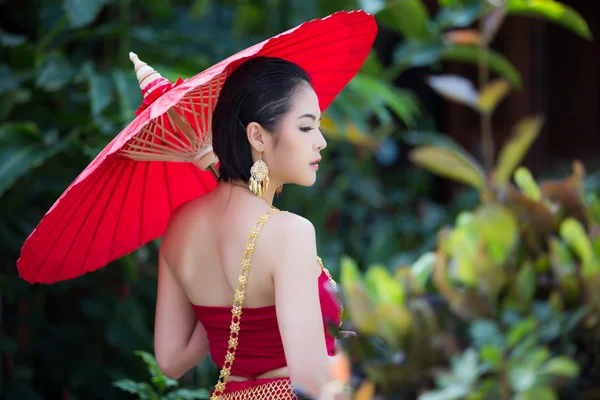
[300,127,312,132]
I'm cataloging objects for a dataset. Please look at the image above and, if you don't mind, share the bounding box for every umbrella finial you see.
[129,52,169,97]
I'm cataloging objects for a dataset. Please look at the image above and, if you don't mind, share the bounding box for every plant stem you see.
[478,12,495,174]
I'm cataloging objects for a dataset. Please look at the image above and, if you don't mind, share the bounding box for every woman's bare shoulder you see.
[267,211,316,243]
[262,211,319,274]
[161,197,211,254]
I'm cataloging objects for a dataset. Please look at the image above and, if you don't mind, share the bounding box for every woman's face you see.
[262,84,327,187]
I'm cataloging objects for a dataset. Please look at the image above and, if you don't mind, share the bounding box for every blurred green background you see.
[1,0,599,399]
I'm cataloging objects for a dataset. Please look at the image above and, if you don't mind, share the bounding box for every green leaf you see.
[507,317,537,348]
[376,0,432,39]
[0,64,21,94]
[470,320,505,349]
[113,379,157,400]
[436,2,483,29]
[409,145,486,189]
[515,262,536,307]
[64,0,115,28]
[473,204,519,265]
[410,251,436,289]
[560,218,599,277]
[494,116,545,185]
[441,45,522,88]
[451,348,481,384]
[507,0,592,40]
[479,345,503,369]
[36,54,74,92]
[541,356,580,378]
[509,367,537,392]
[365,265,405,305]
[477,79,512,114]
[514,167,542,200]
[133,350,178,391]
[516,387,558,400]
[402,131,465,153]
[0,123,63,197]
[427,74,479,109]
[0,28,26,47]
[87,68,114,117]
[166,388,211,399]
[349,74,420,127]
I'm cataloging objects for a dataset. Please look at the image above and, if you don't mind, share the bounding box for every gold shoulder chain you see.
[211,207,281,400]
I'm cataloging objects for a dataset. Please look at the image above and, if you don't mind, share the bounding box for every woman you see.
[154,56,349,399]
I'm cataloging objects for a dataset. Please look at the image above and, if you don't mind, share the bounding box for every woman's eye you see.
[300,127,312,132]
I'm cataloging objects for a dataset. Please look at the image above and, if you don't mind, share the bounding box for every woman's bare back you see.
[161,183,287,309]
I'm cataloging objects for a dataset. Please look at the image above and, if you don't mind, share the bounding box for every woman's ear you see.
[246,122,265,153]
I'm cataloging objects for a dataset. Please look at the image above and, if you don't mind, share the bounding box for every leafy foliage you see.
[340,0,599,399]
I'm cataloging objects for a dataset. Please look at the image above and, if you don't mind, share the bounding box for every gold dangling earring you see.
[249,153,269,198]
[275,185,283,198]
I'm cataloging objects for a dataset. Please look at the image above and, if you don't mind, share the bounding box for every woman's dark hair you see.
[212,56,312,182]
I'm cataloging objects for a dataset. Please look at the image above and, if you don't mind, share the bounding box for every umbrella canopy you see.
[17,10,378,284]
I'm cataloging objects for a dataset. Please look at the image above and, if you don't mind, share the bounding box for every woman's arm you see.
[272,214,335,398]
[154,252,210,379]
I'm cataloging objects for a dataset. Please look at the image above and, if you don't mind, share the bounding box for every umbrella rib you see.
[51,159,124,282]
[108,160,139,264]
[164,161,173,213]
[273,34,375,60]
[138,161,150,247]
[262,17,373,57]
[30,159,114,282]
[76,158,129,279]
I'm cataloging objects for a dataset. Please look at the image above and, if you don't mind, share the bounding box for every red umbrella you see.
[17,10,378,284]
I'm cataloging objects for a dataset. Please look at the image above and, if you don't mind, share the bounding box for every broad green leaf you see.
[515,262,536,306]
[166,388,210,399]
[441,45,522,88]
[507,0,592,40]
[36,54,73,92]
[0,29,26,47]
[473,204,519,265]
[514,167,541,200]
[376,0,432,39]
[340,256,363,291]
[494,116,545,185]
[410,251,436,289]
[517,387,558,400]
[409,145,486,189]
[480,345,503,368]
[427,75,479,109]
[560,218,599,277]
[87,68,113,117]
[402,130,465,153]
[452,348,480,384]
[470,319,505,348]
[0,64,21,94]
[0,123,63,197]
[391,40,445,78]
[541,356,580,378]
[365,265,405,305]
[64,0,115,28]
[112,379,157,399]
[507,317,537,348]
[477,79,512,114]
[436,2,483,29]
[509,367,537,392]
[349,74,420,127]
[113,69,142,124]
